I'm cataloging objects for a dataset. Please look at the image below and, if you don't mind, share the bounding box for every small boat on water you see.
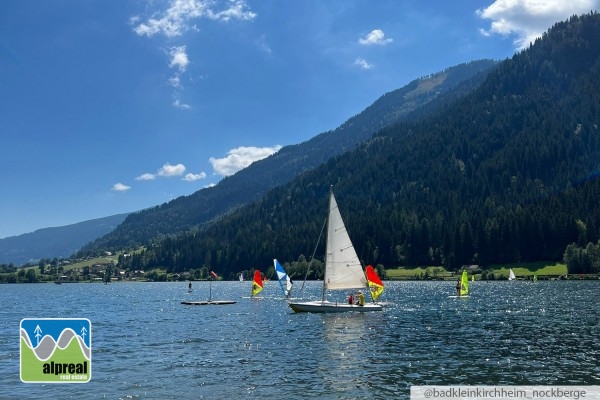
[289,187,383,313]
[181,271,236,306]
[508,268,516,281]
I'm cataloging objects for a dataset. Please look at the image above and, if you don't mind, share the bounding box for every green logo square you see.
[20,318,91,383]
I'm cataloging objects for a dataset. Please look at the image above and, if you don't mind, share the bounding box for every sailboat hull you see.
[288,300,382,313]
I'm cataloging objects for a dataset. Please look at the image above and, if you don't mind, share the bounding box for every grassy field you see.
[385,261,568,280]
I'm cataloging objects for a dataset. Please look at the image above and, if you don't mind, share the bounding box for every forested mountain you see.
[0,213,129,265]
[111,13,600,277]
[85,60,497,251]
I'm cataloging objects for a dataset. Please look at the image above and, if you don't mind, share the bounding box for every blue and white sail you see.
[274,259,293,298]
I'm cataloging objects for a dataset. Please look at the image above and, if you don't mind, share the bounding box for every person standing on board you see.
[455,279,461,297]
[357,291,365,306]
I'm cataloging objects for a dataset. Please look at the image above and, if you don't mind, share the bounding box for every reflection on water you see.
[1,280,600,399]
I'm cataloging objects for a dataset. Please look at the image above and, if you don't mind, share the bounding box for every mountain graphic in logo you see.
[20,318,91,383]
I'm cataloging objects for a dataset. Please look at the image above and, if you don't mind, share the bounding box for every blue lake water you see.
[1,280,600,399]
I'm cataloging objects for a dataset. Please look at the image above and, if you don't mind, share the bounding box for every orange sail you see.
[251,270,263,296]
[365,265,384,302]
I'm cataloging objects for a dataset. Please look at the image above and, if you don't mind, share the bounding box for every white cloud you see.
[358,29,393,46]
[173,99,191,109]
[354,58,374,70]
[183,171,207,181]
[168,75,181,88]
[169,46,189,71]
[135,163,187,183]
[112,183,131,192]
[477,0,599,49]
[209,145,282,176]
[158,162,186,177]
[132,0,256,38]
[132,1,256,109]
[206,0,257,21]
[135,173,156,181]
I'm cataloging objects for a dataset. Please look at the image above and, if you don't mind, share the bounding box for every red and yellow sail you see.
[365,265,384,302]
[251,270,263,296]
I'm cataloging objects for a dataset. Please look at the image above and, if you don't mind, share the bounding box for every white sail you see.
[508,268,516,281]
[324,191,367,291]
[288,187,381,313]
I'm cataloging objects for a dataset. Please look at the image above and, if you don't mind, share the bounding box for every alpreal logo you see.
[20,318,91,383]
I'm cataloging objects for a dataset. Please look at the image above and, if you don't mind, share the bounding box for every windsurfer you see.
[189,282,192,291]
[347,292,354,305]
[455,279,461,297]
[357,291,364,306]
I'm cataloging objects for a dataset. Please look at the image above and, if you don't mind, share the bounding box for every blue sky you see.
[1,0,598,239]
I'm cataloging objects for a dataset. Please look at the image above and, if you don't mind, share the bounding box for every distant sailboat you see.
[181,271,236,306]
[289,187,382,312]
[239,273,244,282]
[533,274,538,283]
[508,268,516,281]
[251,270,263,298]
[365,265,384,302]
[274,259,293,298]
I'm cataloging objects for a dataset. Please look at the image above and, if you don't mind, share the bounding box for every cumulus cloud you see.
[169,46,190,71]
[112,183,131,192]
[359,29,393,46]
[158,162,186,177]
[209,145,282,176]
[477,0,599,49]
[354,58,374,70]
[183,171,207,181]
[136,162,187,181]
[132,0,256,38]
[135,173,156,181]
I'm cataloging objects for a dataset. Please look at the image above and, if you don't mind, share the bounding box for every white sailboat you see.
[508,268,516,281]
[289,188,382,313]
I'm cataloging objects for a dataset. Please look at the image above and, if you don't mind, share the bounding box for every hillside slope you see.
[114,13,600,275]
[0,213,129,265]
[87,60,497,251]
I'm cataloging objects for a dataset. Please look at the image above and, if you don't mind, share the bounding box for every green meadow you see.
[385,261,568,280]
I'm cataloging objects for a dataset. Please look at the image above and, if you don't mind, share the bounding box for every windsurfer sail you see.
[365,265,384,302]
[251,270,263,297]
[460,270,469,297]
[274,259,293,298]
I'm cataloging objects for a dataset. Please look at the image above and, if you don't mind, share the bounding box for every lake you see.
[1,280,599,399]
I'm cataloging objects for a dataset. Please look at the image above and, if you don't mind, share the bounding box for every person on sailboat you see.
[357,291,365,306]
[347,292,354,305]
[455,279,461,297]
[285,278,293,299]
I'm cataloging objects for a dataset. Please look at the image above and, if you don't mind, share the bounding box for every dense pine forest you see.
[91,13,600,278]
